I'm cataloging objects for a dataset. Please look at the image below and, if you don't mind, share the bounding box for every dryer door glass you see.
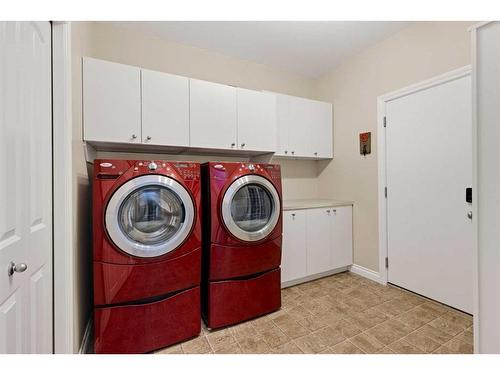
[118,186,185,246]
[231,184,273,232]
[105,175,195,258]
[222,175,281,242]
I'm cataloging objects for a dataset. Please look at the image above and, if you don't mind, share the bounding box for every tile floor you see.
[156,272,473,354]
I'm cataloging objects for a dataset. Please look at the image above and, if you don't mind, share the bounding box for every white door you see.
[309,100,333,159]
[237,88,276,152]
[288,96,311,157]
[83,57,141,143]
[330,206,353,269]
[281,210,307,284]
[386,73,473,313]
[189,79,237,150]
[141,69,189,147]
[306,208,331,275]
[0,21,53,353]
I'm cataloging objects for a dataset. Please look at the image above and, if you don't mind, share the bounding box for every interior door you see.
[0,21,53,353]
[386,73,472,313]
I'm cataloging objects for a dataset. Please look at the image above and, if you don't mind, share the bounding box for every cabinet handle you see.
[231,143,236,148]
[284,150,288,154]
[314,152,318,156]
[131,134,137,140]
[146,136,151,141]
[326,209,331,214]
[291,213,296,217]
[241,143,245,148]
[291,151,295,155]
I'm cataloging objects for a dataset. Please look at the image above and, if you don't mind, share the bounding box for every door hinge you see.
[383,116,387,128]
[384,186,387,198]
[385,257,389,268]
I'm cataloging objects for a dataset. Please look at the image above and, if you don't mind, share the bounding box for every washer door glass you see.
[222,175,281,242]
[230,184,273,232]
[118,186,185,246]
[105,175,195,258]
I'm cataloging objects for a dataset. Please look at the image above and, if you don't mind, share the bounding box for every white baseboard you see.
[349,264,384,285]
[78,318,93,354]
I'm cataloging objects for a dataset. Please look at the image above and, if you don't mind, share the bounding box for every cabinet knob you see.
[284,150,288,154]
[326,209,331,214]
[291,151,295,155]
[146,136,151,141]
[8,262,27,277]
[131,134,137,140]
[314,152,318,156]
[291,213,296,218]
[241,143,245,148]
[231,143,236,148]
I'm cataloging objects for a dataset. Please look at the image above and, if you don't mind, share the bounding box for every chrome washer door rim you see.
[105,175,194,258]
[221,175,280,242]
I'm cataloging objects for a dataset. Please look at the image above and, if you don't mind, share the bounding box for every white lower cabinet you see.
[282,211,307,283]
[281,205,353,286]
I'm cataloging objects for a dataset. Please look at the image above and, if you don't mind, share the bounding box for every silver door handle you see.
[467,211,472,220]
[8,262,27,277]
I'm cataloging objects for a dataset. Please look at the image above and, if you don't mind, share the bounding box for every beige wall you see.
[315,21,474,272]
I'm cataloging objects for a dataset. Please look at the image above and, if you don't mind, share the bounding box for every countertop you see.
[283,199,354,211]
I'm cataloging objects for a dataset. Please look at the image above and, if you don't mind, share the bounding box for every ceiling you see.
[108,21,411,78]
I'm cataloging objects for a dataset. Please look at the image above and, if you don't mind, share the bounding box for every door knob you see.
[8,262,27,277]
[467,211,472,220]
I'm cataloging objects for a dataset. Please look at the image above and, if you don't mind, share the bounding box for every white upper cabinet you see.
[141,69,189,147]
[276,93,333,159]
[83,57,141,143]
[189,79,237,150]
[237,88,276,152]
[309,100,333,158]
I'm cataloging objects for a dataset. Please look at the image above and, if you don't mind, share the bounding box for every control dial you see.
[148,161,158,171]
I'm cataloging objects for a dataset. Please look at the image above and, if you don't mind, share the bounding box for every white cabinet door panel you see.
[281,210,307,283]
[83,57,141,143]
[141,69,189,147]
[306,208,332,275]
[189,79,237,150]
[237,88,276,152]
[330,206,353,269]
[288,96,311,157]
[276,94,291,156]
[309,101,333,158]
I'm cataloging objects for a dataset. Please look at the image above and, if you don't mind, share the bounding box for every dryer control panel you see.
[173,162,200,180]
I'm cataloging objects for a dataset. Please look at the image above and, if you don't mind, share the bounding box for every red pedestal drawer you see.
[209,236,281,280]
[94,247,201,305]
[94,286,200,354]
[205,268,281,329]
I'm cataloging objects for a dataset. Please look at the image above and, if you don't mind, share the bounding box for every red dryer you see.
[93,159,201,353]
[201,162,282,329]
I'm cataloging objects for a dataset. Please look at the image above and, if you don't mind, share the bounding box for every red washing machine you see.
[201,162,282,329]
[92,159,201,353]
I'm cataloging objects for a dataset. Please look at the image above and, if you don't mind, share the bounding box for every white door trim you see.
[376,65,472,286]
[52,21,74,354]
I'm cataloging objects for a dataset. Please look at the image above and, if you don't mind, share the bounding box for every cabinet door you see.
[189,79,237,150]
[306,208,332,275]
[237,88,276,152]
[309,100,333,158]
[275,94,291,156]
[141,69,189,147]
[330,206,353,269]
[83,57,141,143]
[288,96,311,157]
[281,210,307,284]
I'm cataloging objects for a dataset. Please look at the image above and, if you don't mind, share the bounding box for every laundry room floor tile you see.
[154,271,474,355]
